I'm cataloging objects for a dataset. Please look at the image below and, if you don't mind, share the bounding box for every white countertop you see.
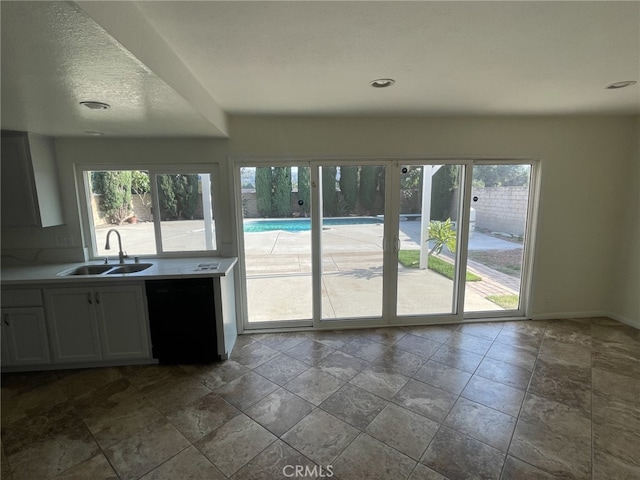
[1,256,238,286]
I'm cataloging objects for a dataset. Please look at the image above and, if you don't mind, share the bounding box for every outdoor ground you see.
[95,220,524,322]
[468,250,523,278]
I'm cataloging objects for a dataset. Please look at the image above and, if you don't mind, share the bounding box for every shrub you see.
[428,218,457,255]
[91,171,132,224]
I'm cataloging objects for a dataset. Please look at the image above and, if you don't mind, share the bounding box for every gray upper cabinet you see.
[1,130,64,227]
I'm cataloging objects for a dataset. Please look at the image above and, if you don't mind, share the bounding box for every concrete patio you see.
[244,221,524,322]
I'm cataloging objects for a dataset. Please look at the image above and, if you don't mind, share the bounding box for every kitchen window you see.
[82,168,219,258]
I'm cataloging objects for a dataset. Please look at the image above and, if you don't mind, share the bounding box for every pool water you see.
[243,217,383,233]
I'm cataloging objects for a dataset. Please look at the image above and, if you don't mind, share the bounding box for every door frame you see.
[234,159,315,331]
[311,159,390,329]
[386,159,470,326]
[233,156,541,332]
[462,159,542,320]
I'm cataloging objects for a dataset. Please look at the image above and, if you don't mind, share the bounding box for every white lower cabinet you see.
[44,284,150,365]
[44,288,102,363]
[2,307,51,366]
[94,286,150,360]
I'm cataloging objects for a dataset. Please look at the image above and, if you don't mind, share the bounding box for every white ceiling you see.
[1,1,639,138]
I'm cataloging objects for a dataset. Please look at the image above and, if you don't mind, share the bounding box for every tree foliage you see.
[91,171,132,225]
[322,166,338,216]
[131,171,151,216]
[358,166,380,212]
[255,167,272,217]
[271,167,292,217]
[91,172,109,196]
[174,174,199,219]
[297,167,311,216]
[473,165,529,187]
[157,174,177,220]
[431,165,458,221]
[339,166,358,213]
[428,219,457,256]
[400,166,423,214]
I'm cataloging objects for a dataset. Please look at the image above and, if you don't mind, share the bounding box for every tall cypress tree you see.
[431,165,457,220]
[359,166,378,212]
[322,166,338,217]
[297,166,311,216]
[255,167,272,217]
[272,167,292,217]
[339,166,358,213]
[157,174,177,220]
[172,174,186,218]
[182,174,200,219]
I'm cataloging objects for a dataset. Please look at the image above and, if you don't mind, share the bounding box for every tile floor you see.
[1,317,639,480]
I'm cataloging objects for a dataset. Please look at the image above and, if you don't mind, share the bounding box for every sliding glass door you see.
[240,165,313,325]
[396,164,464,317]
[238,159,538,329]
[463,163,534,315]
[320,164,385,322]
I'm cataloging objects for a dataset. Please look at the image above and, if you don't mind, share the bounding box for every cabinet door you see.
[1,308,51,366]
[1,131,63,227]
[1,133,39,226]
[95,285,150,360]
[1,326,10,365]
[44,288,102,363]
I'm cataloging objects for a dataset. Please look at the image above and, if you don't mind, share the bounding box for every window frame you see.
[77,163,223,260]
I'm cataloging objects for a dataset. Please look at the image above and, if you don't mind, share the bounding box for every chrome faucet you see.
[105,229,128,264]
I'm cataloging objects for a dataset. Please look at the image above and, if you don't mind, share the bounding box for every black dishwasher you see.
[146,278,218,363]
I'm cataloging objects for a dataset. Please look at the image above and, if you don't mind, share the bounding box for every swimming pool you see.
[243,217,383,233]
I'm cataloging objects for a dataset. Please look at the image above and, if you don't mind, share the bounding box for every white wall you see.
[227,115,639,323]
[607,117,640,327]
[2,115,638,324]
[1,138,232,261]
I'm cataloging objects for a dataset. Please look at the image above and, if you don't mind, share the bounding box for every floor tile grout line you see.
[280,376,436,477]
[411,321,551,478]
[497,322,546,480]
[134,443,195,480]
[4,318,635,480]
[590,321,595,480]
[79,410,123,480]
[161,326,500,476]
[277,406,359,474]
[413,323,513,469]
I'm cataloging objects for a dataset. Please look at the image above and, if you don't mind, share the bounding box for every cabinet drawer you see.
[2,289,43,307]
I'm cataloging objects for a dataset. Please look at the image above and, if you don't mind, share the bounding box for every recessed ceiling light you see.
[80,101,110,110]
[84,130,103,136]
[605,81,637,90]
[370,78,395,88]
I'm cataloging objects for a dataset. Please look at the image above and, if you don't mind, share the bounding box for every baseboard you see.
[1,357,158,374]
[605,312,640,329]
[531,311,639,329]
[530,311,606,321]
